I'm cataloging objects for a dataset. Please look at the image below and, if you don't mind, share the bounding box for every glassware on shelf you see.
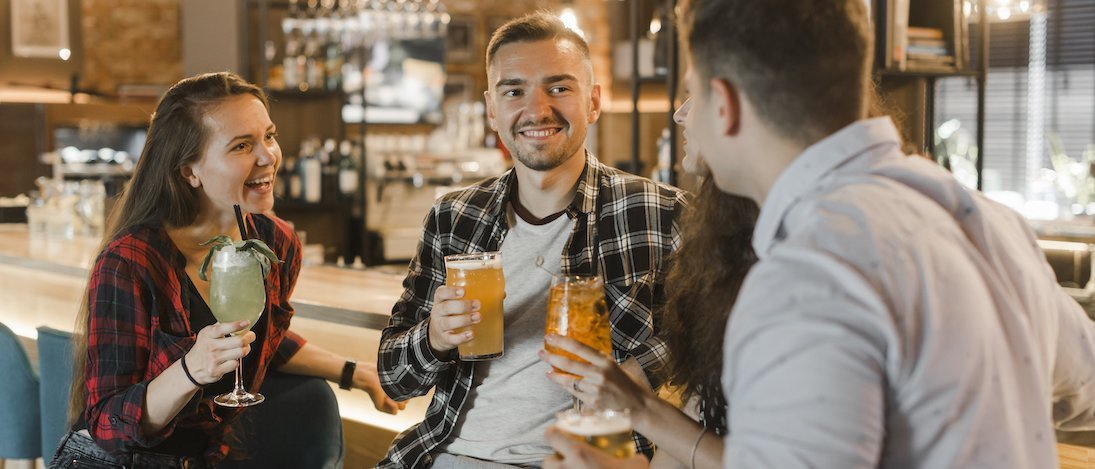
[268,0,451,92]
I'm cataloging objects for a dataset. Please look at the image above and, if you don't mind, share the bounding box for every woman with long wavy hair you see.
[539,96,758,468]
[49,72,402,469]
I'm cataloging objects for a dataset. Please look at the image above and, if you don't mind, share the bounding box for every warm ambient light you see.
[559,7,585,39]
[978,0,1045,21]
[648,17,662,37]
[59,48,71,61]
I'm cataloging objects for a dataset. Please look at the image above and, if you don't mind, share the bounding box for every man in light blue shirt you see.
[670,0,1095,468]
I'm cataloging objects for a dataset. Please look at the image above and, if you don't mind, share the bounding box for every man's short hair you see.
[680,0,873,144]
[485,10,592,77]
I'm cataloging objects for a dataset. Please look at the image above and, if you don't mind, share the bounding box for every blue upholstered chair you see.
[220,371,344,469]
[0,321,43,461]
[36,326,75,461]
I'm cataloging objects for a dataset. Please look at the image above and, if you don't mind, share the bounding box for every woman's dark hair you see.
[68,72,268,421]
[662,177,758,434]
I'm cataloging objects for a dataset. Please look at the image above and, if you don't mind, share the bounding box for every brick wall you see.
[80,0,182,95]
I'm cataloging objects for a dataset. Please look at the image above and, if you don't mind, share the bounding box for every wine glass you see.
[208,247,268,407]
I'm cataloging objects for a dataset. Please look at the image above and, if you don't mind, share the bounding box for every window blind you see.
[933,0,1094,197]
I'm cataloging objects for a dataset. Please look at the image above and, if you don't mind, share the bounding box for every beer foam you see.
[446,257,502,270]
[555,413,632,436]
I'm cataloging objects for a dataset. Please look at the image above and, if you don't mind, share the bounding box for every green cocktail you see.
[208,246,269,407]
[209,249,265,335]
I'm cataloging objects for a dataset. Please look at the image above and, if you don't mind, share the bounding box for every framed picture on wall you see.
[446,16,476,63]
[10,0,70,58]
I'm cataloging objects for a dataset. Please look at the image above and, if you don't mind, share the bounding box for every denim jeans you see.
[48,430,208,469]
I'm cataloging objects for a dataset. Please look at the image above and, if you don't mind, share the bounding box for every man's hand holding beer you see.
[427,286,481,357]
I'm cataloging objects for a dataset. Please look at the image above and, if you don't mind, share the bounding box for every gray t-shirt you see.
[439,206,576,465]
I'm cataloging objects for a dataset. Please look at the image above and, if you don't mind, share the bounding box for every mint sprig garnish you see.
[198,235,283,282]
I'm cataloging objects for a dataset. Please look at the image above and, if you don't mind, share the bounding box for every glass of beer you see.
[445,251,505,360]
[545,275,611,377]
[555,408,636,458]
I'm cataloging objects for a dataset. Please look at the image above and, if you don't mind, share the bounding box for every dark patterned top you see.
[378,152,688,468]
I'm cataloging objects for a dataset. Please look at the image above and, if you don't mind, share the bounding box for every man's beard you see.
[506,116,584,171]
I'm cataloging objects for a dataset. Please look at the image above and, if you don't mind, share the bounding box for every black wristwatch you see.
[339,359,357,390]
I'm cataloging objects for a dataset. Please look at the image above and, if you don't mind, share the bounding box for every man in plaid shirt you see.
[378,11,687,469]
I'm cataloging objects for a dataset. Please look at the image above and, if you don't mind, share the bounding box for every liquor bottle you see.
[275,156,289,200]
[338,0,360,93]
[652,128,671,183]
[303,1,325,91]
[301,139,323,203]
[323,0,344,91]
[283,0,305,91]
[338,139,360,198]
[322,138,339,199]
[286,156,303,201]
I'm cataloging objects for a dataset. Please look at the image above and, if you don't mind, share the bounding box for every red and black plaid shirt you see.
[83,214,305,463]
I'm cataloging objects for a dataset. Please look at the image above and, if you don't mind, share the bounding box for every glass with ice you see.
[199,236,280,408]
[545,275,611,377]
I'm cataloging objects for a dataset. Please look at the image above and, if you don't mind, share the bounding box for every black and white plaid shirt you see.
[378,152,687,468]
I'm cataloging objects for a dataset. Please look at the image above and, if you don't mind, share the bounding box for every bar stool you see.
[0,321,42,463]
[36,326,75,461]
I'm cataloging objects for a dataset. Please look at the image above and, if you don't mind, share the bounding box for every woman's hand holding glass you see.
[184,320,256,386]
[543,425,650,469]
[540,334,653,416]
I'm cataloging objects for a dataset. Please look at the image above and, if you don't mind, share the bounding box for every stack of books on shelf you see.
[905,26,956,71]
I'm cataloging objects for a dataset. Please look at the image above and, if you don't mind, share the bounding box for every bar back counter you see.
[0,224,428,467]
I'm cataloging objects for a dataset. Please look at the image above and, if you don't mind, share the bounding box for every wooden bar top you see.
[1060,442,1095,468]
[0,223,426,467]
[0,224,405,326]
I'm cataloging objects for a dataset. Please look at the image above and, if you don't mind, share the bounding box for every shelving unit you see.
[620,0,989,191]
[875,0,989,190]
[627,0,679,186]
[242,0,471,266]
[243,0,371,264]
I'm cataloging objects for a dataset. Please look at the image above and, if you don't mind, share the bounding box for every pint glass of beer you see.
[555,408,636,458]
[545,275,611,376]
[445,251,505,360]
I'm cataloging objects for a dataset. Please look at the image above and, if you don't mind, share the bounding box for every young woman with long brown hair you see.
[539,95,758,469]
[49,72,402,468]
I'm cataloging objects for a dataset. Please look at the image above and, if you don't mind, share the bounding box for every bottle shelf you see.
[267,88,345,100]
[876,67,981,79]
[273,199,348,211]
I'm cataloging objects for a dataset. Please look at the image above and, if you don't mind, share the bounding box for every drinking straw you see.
[233,204,249,239]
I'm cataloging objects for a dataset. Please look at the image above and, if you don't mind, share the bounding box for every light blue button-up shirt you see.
[723,117,1095,468]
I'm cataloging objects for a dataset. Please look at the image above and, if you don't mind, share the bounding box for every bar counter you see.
[0,224,428,466]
